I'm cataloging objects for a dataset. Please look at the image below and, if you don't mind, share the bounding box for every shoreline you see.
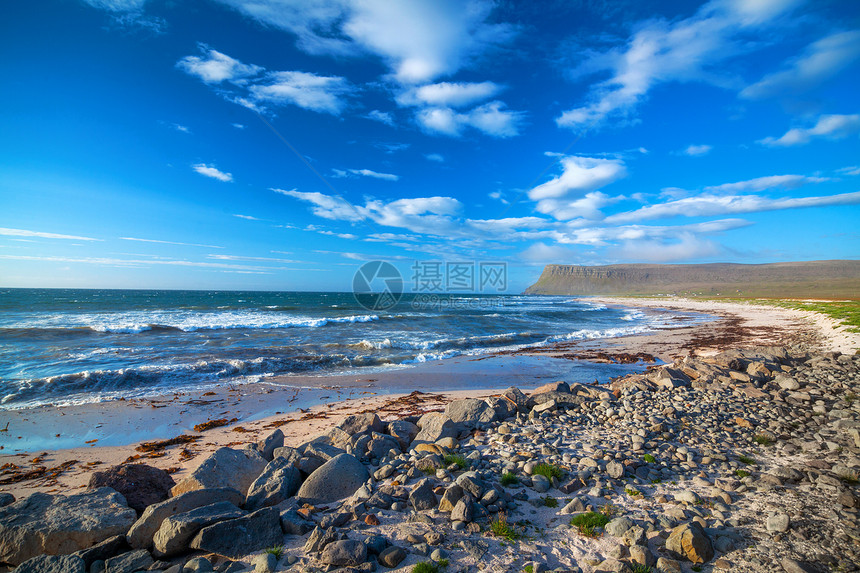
[1,297,856,501]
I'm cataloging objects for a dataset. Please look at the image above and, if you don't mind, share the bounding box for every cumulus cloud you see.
[178,45,352,115]
[525,156,626,219]
[556,0,802,130]
[397,81,502,107]
[682,144,712,156]
[415,101,523,138]
[759,114,860,146]
[192,163,233,182]
[741,30,860,99]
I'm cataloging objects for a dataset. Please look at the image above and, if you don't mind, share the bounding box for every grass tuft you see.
[570,511,610,537]
[738,454,756,465]
[413,560,448,573]
[490,513,521,541]
[624,487,642,497]
[500,471,519,486]
[735,469,750,478]
[442,454,468,470]
[632,565,654,573]
[753,434,774,446]
[532,463,564,480]
[643,454,656,463]
[264,545,284,559]
[542,495,558,508]
[524,566,534,573]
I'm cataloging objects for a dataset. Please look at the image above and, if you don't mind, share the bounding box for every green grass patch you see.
[624,487,642,497]
[735,469,750,478]
[753,434,774,446]
[767,300,860,333]
[542,496,558,508]
[413,562,445,573]
[643,453,656,463]
[500,471,519,486]
[490,514,521,541]
[532,463,564,480]
[846,392,857,405]
[524,566,534,573]
[442,454,468,470]
[692,566,703,572]
[570,511,610,536]
[264,545,284,559]
[738,454,756,465]
[632,565,653,573]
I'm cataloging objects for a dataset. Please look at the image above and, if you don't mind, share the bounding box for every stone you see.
[605,461,624,479]
[776,375,800,390]
[87,464,175,515]
[605,517,633,537]
[152,501,246,558]
[72,534,129,568]
[279,508,313,535]
[304,526,339,553]
[13,554,86,573]
[296,453,370,505]
[338,413,384,436]
[0,494,13,508]
[256,429,285,461]
[0,488,137,566]
[780,557,815,573]
[674,490,699,504]
[104,549,153,573]
[182,557,214,572]
[666,522,714,564]
[170,447,267,498]
[629,545,655,567]
[253,552,277,573]
[438,485,464,512]
[622,525,646,547]
[272,446,302,466]
[445,398,497,428]
[244,457,302,511]
[413,412,457,444]
[320,539,367,567]
[531,474,550,493]
[656,557,682,573]
[766,513,790,533]
[190,508,282,559]
[533,381,570,394]
[503,387,529,413]
[409,479,437,511]
[386,420,420,451]
[451,497,474,523]
[127,487,242,550]
[594,558,630,572]
[378,546,407,568]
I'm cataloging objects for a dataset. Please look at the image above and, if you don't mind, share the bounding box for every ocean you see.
[0,289,700,409]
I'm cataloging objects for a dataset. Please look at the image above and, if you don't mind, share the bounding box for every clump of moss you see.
[738,454,756,465]
[753,434,774,446]
[542,496,558,508]
[532,463,564,480]
[500,471,519,486]
[570,511,609,537]
[735,469,750,478]
[443,454,468,470]
[643,454,656,463]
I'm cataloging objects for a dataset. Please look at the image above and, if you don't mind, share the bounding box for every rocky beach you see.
[0,298,858,573]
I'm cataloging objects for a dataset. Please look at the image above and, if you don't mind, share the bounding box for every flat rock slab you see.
[0,487,137,566]
[171,447,267,498]
[104,549,154,573]
[12,554,86,573]
[190,507,282,559]
[127,487,243,550]
[153,502,246,558]
[296,453,369,505]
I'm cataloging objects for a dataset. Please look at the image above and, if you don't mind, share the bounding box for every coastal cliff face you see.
[524,260,860,298]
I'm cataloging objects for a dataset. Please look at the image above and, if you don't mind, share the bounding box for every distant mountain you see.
[524,260,860,299]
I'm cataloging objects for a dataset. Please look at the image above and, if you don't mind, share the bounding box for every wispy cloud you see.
[83,0,147,11]
[192,163,233,182]
[349,168,399,181]
[425,153,445,163]
[759,113,860,146]
[397,81,502,108]
[365,110,394,126]
[0,254,269,271]
[681,144,712,156]
[177,45,261,83]
[206,254,301,263]
[233,214,261,221]
[0,227,101,241]
[119,237,224,248]
[704,174,830,193]
[416,101,524,138]
[741,30,860,100]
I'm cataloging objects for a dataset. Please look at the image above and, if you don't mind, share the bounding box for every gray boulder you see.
[72,535,129,568]
[320,539,367,567]
[378,545,407,568]
[444,399,497,428]
[386,420,419,451]
[304,526,339,553]
[409,479,437,511]
[127,487,243,550]
[256,429,285,461]
[171,447,267,497]
[503,387,529,413]
[104,549,153,573]
[272,446,302,466]
[152,502,246,558]
[244,457,302,511]
[451,496,474,523]
[190,507,282,559]
[666,522,714,564]
[413,412,457,444]
[296,453,370,505]
[0,488,136,566]
[13,554,85,573]
[337,413,384,436]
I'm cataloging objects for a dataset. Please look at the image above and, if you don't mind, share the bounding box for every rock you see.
[766,513,791,533]
[279,508,313,535]
[72,535,129,568]
[244,457,302,511]
[605,517,633,537]
[559,498,585,514]
[531,474,550,493]
[104,549,153,573]
[594,558,630,572]
[674,490,699,504]
[338,413,384,436]
[253,552,278,573]
[605,461,624,479]
[460,539,488,560]
[320,539,367,567]
[775,375,800,390]
[622,525,646,547]
[190,508,282,559]
[629,545,655,567]
[666,522,714,564]
[304,526,339,553]
[296,453,370,505]
[503,387,529,412]
[171,447,267,498]
[127,487,243,550]
[12,554,86,573]
[152,502,246,558]
[0,488,137,566]
[444,399,497,427]
[387,420,419,451]
[656,557,682,573]
[409,479,437,511]
[0,494,13,508]
[451,496,474,523]
[378,546,407,568]
[781,557,815,573]
[182,557,214,572]
[272,446,302,466]
[256,429,285,461]
[438,485,464,512]
[413,412,457,444]
[87,464,175,515]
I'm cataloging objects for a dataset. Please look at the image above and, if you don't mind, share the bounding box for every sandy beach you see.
[2,297,855,502]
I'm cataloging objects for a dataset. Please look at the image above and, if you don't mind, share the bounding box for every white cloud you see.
[704,174,830,193]
[614,232,723,262]
[0,254,271,272]
[365,110,394,126]
[233,214,261,221]
[83,0,146,11]
[837,165,860,176]
[519,242,579,263]
[741,30,860,99]
[527,156,627,206]
[425,153,445,162]
[177,46,262,84]
[120,237,224,248]
[606,190,860,224]
[682,144,712,156]
[273,188,365,222]
[556,0,801,130]
[348,168,400,181]
[416,101,524,138]
[232,123,246,129]
[0,227,101,241]
[535,192,616,221]
[249,71,352,115]
[759,114,860,147]
[398,81,502,107]
[192,163,233,182]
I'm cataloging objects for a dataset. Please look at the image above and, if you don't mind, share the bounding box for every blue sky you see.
[1,0,858,292]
